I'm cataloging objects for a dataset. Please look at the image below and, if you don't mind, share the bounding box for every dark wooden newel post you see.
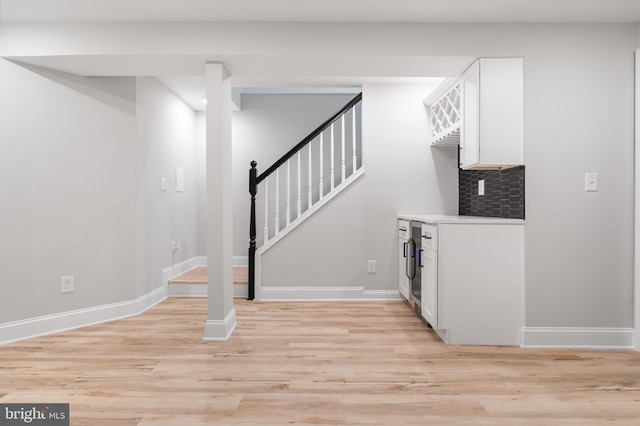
[248,161,257,300]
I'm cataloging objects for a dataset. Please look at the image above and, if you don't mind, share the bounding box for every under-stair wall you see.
[258,83,459,301]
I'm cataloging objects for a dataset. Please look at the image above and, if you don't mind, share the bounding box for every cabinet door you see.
[460,60,480,169]
[398,221,410,299]
[398,239,410,300]
[478,58,524,166]
[421,247,438,328]
[398,238,409,300]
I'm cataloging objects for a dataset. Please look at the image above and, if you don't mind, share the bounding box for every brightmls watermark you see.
[0,404,69,425]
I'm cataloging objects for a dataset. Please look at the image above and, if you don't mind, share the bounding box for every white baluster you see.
[341,115,346,184]
[319,132,324,199]
[263,177,269,243]
[330,123,335,191]
[274,169,280,234]
[285,159,291,226]
[296,151,302,217]
[308,143,313,208]
[352,107,357,173]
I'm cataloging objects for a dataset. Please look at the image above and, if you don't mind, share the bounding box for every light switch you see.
[585,173,598,192]
[160,177,167,191]
[478,179,485,196]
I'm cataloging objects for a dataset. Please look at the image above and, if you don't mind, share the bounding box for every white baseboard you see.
[233,256,248,267]
[522,327,635,350]
[0,287,167,346]
[363,290,404,301]
[203,308,237,341]
[259,286,403,302]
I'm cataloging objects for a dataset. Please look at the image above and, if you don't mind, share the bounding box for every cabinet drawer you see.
[398,220,410,239]
[421,223,438,250]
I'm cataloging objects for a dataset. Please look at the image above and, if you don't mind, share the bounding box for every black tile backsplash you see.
[459,166,525,219]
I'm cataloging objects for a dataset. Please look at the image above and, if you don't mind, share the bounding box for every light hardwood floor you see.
[1,298,639,425]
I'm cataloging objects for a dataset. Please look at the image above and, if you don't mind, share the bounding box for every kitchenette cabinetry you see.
[398,215,524,346]
[420,224,438,328]
[397,220,411,300]
[459,58,524,170]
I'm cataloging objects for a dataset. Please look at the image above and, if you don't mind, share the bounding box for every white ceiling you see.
[3,0,639,111]
[2,0,640,23]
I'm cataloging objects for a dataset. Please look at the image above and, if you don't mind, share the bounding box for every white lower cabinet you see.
[397,220,410,300]
[400,216,524,346]
[434,222,523,346]
[421,224,438,328]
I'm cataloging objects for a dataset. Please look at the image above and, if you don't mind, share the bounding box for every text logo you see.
[0,404,69,425]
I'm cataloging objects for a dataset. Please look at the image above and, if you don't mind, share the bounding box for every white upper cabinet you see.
[461,61,480,167]
[460,58,524,170]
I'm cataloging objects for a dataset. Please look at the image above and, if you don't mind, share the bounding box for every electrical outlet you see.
[367,260,376,274]
[478,179,485,196]
[61,276,74,293]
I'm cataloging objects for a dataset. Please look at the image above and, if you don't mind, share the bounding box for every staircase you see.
[248,93,364,300]
[168,266,249,298]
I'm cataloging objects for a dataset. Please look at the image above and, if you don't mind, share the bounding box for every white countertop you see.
[398,214,524,225]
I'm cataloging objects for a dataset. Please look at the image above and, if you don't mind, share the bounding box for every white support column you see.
[204,63,236,341]
[341,115,346,183]
[330,123,335,191]
[319,133,324,199]
[285,159,291,226]
[352,107,358,173]
[635,49,640,351]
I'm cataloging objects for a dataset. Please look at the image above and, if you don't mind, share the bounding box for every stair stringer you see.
[253,167,365,301]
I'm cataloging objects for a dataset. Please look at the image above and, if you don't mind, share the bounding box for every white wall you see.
[524,50,634,328]
[261,83,459,290]
[0,65,200,329]
[0,22,636,334]
[256,25,636,330]
[0,59,137,322]
[135,77,198,296]
[231,94,355,257]
[196,111,207,256]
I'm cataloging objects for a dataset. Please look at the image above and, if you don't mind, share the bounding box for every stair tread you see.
[169,266,248,285]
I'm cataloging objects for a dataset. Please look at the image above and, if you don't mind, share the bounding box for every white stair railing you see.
[260,100,362,244]
[248,93,363,300]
